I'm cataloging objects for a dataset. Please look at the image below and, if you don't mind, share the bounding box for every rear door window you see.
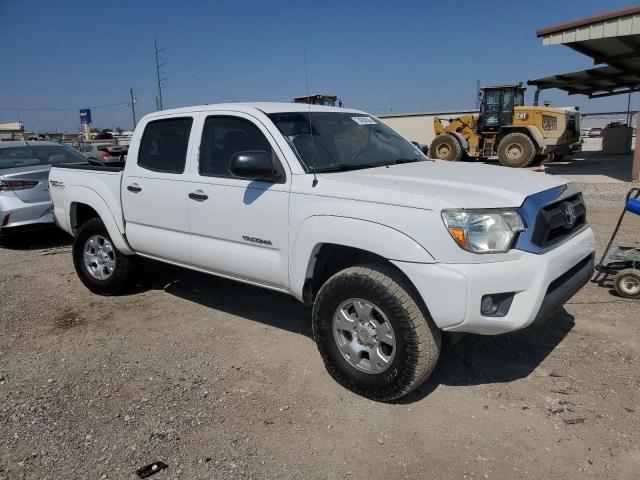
[138,118,193,174]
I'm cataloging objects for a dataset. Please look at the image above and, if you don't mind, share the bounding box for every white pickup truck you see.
[50,103,595,401]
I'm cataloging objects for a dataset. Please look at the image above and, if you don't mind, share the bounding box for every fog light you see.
[480,292,515,317]
[481,295,498,315]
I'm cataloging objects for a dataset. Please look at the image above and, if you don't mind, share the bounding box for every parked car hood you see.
[316,160,568,209]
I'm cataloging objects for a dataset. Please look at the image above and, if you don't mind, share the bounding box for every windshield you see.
[0,144,86,170]
[267,112,426,173]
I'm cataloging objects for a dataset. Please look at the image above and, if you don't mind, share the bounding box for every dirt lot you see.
[1,187,639,480]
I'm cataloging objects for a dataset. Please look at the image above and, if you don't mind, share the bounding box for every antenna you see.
[302,30,318,187]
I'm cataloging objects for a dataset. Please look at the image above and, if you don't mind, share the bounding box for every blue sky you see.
[0,0,636,131]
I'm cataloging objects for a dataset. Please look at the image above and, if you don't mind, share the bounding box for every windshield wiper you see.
[388,158,421,165]
[313,163,383,173]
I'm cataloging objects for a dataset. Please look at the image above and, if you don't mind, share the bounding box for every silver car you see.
[0,141,86,235]
[78,143,128,163]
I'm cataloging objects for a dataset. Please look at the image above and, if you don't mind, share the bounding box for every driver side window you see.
[199,116,274,178]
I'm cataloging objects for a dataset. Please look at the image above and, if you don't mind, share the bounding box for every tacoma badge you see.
[242,235,273,246]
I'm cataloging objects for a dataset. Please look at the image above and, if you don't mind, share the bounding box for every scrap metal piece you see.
[563,417,586,425]
[136,461,168,478]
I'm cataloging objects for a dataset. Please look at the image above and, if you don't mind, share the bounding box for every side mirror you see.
[230,150,281,182]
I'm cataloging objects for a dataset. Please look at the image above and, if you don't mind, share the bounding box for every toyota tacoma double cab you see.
[49,103,595,401]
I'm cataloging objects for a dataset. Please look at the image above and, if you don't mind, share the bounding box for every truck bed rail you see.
[53,162,125,172]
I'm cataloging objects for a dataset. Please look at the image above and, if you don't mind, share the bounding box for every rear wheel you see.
[429,134,464,161]
[614,268,640,299]
[73,218,137,295]
[312,264,441,401]
[497,132,536,168]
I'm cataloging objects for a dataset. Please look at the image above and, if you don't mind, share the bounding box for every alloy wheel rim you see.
[332,298,396,374]
[83,235,116,280]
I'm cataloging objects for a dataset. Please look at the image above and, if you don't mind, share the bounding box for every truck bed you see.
[49,163,126,238]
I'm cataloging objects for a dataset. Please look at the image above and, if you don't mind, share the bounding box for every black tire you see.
[531,153,554,166]
[72,218,137,295]
[429,134,463,161]
[613,268,640,299]
[497,132,536,168]
[312,264,441,401]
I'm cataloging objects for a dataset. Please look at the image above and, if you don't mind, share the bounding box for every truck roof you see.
[141,102,362,121]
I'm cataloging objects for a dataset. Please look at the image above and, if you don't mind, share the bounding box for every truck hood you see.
[317,160,568,209]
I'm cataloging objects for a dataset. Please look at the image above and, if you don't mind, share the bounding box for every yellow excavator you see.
[430,84,580,167]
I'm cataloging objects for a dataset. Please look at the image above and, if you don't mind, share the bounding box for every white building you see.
[0,121,25,141]
[377,110,478,147]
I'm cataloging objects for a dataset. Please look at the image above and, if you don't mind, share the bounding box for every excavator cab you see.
[476,85,525,132]
[293,94,342,107]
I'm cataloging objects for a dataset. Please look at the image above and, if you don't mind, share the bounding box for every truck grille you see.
[530,194,586,248]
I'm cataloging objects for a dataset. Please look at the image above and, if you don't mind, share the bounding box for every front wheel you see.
[72,218,138,295]
[312,264,441,401]
[429,134,464,161]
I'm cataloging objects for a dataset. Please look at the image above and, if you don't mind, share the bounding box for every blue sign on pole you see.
[80,109,92,125]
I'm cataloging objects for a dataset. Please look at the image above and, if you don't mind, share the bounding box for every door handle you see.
[127,185,142,193]
[188,191,208,201]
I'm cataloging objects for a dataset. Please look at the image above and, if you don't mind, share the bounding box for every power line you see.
[0,102,130,111]
[170,59,296,85]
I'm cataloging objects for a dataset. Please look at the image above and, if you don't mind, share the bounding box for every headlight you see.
[441,209,525,253]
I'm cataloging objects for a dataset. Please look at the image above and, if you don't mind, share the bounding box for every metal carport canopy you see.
[528,4,640,180]
[529,4,640,99]
[528,65,640,99]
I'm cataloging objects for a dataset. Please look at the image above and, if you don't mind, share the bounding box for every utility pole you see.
[154,38,167,110]
[129,88,137,129]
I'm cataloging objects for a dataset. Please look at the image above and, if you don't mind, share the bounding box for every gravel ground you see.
[0,184,639,480]
[579,183,638,208]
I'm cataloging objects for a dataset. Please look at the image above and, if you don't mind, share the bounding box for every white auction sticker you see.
[351,116,377,125]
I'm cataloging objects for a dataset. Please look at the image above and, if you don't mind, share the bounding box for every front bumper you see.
[0,194,54,235]
[394,227,596,335]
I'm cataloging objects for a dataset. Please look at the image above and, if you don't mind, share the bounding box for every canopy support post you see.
[633,110,640,181]
[533,87,542,106]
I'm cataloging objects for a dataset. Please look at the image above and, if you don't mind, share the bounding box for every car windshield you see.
[267,112,426,173]
[0,144,85,170]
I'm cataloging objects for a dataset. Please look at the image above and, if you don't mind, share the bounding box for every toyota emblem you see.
[562,202,577,227]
